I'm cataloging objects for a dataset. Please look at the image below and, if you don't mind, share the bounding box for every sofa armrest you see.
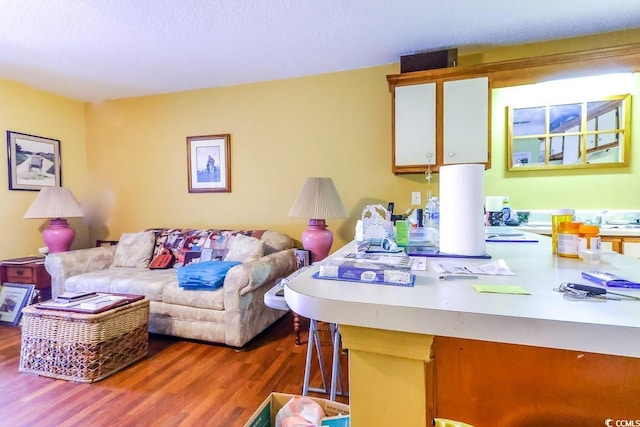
[223,248,298,346]
[44,246,117,298]
[223,249,298,298]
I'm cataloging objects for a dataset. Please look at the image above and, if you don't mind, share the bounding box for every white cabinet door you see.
[394,83,436,166]
[622,242,640,258]
[443,77,489,164]
[601,240,615,252]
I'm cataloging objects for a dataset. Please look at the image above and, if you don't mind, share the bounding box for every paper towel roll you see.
[439,164,486,256]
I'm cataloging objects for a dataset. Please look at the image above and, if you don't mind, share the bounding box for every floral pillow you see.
[224,234,265,263]
[112,230,156,268]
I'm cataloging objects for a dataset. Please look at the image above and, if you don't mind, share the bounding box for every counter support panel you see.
[340,325,434,427]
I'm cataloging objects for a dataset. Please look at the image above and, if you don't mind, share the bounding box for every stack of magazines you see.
[36,291,136,313]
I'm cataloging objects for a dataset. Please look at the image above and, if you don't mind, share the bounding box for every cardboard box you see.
[244,392,350,427]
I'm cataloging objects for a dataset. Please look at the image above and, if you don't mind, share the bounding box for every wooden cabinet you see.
[386,43,640,175]
[0,259,51,302]
[600,236,640,258]
[388,73,490,174]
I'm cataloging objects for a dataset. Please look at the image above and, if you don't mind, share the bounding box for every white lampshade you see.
[24,187,84,219]
[288,177,347,220]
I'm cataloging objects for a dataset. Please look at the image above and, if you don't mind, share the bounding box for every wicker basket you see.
[19,298,149,383]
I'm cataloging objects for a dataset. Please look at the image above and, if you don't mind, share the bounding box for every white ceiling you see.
[1,1,639,102]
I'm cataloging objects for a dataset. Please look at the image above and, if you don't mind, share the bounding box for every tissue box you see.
[317,260,414,286]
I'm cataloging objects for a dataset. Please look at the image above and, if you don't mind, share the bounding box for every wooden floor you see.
[0,313,349,427]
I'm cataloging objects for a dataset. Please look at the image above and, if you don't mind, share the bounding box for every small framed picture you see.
[0,283,36,326]
[294,249,311,269]
[7,130,61,191]
[187,134,231,193]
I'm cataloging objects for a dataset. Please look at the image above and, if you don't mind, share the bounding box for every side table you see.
[0,257,51,302]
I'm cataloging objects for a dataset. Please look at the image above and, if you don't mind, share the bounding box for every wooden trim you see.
[387,43,640,89]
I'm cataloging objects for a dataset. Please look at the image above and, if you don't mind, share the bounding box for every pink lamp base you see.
[42,218,76,253]
[301,219,334,263]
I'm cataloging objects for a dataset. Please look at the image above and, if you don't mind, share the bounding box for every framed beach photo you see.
[7,131,61,191]
[0,283,35,326]
[187,134,231,193]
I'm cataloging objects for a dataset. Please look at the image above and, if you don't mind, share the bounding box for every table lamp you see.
[23,187,84,253]
[288,177,347,262]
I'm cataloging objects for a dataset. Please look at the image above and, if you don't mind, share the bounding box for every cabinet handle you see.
[448,152,455,157]
[17,269,24,276]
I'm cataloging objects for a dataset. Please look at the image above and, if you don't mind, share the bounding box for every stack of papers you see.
[430,259,516,277]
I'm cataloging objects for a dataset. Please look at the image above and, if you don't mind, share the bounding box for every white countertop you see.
[285,233,640,358]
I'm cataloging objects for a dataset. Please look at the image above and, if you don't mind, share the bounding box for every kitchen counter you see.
[517,224,640,237]
[285,234,640,425]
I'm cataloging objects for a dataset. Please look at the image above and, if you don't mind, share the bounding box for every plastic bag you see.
[275,396,325,427]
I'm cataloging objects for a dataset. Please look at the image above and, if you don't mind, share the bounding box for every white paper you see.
[409,257,428,271]
[430,259,515,276]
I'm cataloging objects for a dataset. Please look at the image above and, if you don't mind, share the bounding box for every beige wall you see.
[0,79,88,259]
[84,64,424,251]
[2,29,640,260]
[85,29,640,253]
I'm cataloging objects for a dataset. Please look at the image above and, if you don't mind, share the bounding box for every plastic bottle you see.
[557,221,581,258]
[426,197,440,246]
[501,197,512,223]
[551,209,575,254]
[578,224,601,260]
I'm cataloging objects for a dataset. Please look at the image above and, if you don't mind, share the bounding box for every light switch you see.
[411,192,421,206]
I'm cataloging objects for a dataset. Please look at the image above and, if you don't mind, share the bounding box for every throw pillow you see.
[149,247,176,269]
[112,230,156,268]
[224,234,265,263]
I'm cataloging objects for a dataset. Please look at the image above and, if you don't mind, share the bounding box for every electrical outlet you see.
[411,191,421,206]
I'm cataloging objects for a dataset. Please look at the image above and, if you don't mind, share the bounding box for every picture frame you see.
[294,249,311,269]
[0,283,36,326]
[186,134,231,193]
[7,130,61,191]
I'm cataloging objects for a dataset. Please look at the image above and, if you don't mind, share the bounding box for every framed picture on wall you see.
[6,131,61,191]
[186,134,231,193]
[0,283,35,326]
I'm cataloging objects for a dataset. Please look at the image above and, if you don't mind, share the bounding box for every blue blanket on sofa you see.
[177,261,241,290]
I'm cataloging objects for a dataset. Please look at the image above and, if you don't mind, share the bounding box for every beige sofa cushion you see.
[112,230,155,268]
[65,268,176,302]
[224,234,265,262]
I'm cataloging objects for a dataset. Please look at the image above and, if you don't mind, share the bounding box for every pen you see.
[439,274,479,280]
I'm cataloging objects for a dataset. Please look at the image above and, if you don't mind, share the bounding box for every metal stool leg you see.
[329,323,340,400]
[303,319,330,395]
[329,323,349,400]
[303,320,349,399]
[302,319,315,396]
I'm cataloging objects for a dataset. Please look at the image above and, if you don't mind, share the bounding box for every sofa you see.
[45,228,298,347]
